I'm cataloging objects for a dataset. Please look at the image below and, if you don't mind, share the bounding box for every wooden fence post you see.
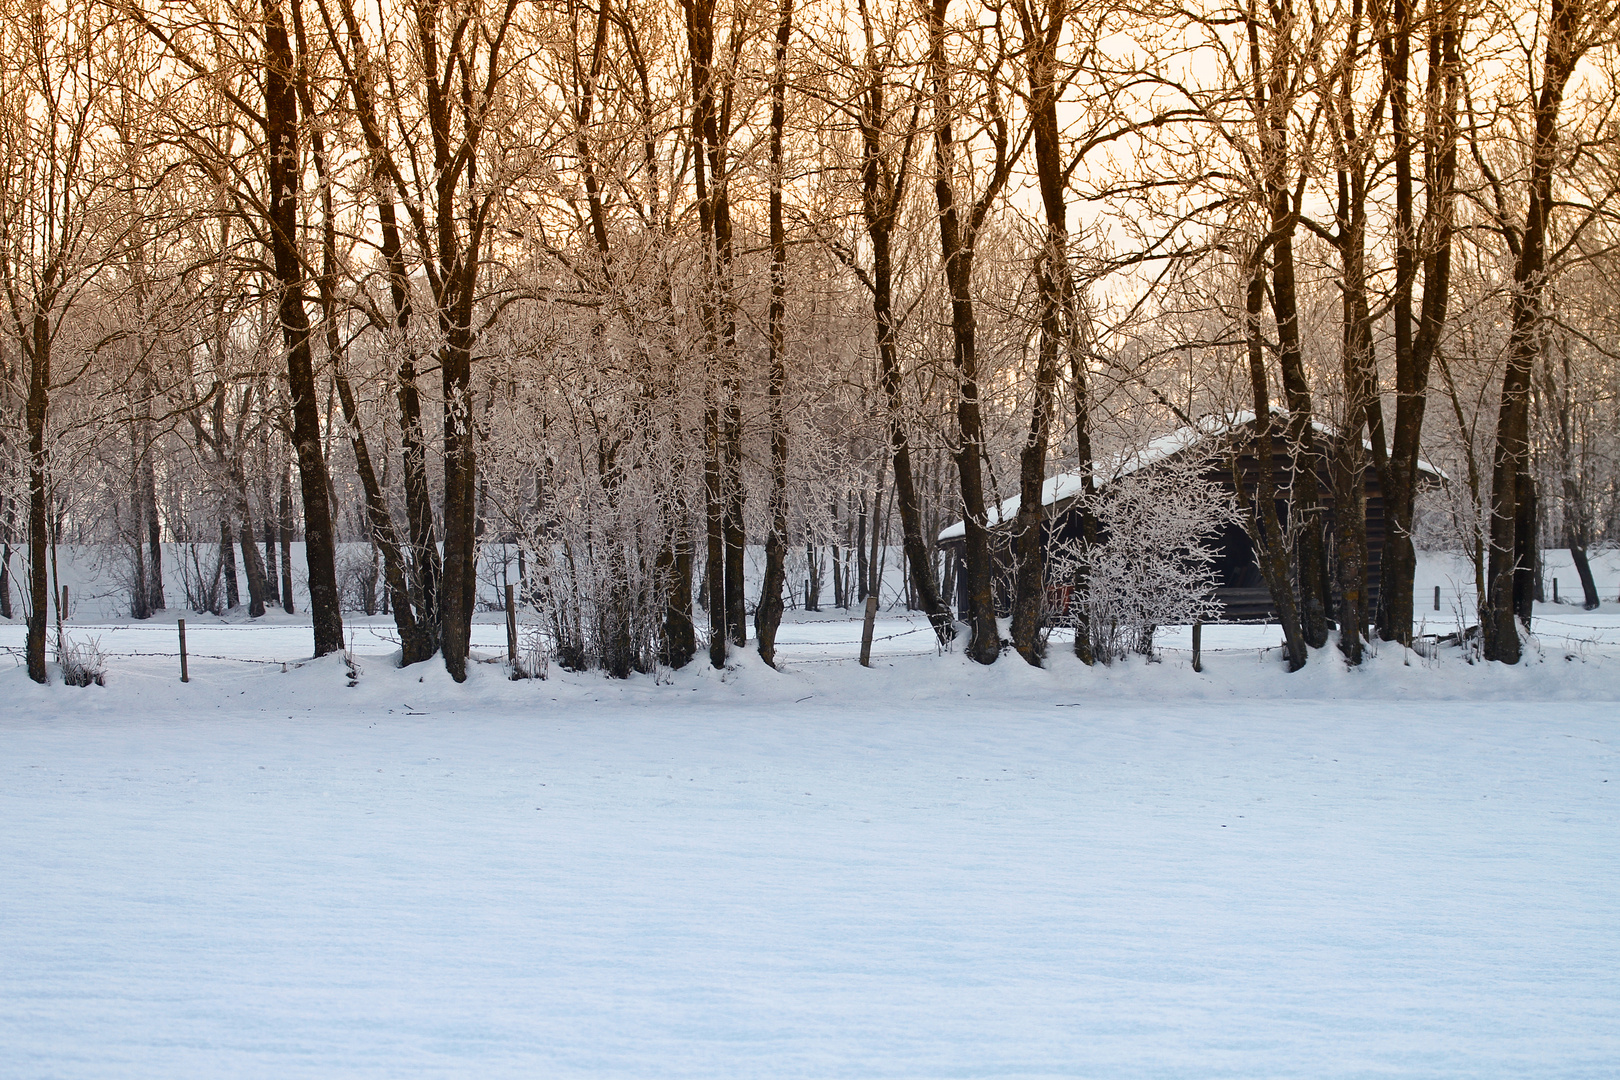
[178,619,189,683]
[1192,621,1202,673]
[1434,585,1441,611]
[1552,578,1559,604]
[859,595,879,667]
[60,585,68,621]
[505,583,518,665]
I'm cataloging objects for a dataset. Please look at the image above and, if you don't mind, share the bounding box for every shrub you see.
[56,632,107,687]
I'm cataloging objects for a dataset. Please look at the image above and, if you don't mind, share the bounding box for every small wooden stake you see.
[60,585,68,621]
[1553,577,1559,603]
[1434,585,1441,611]
[178,619,189,683]
[1192,621,1203,673]
[859,595,879,667]
[505,583,518,664]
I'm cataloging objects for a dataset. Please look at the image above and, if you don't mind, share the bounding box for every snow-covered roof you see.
[936,411,1447,542]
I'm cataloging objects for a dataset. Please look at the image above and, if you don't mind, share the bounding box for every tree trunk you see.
[1376,0,1419,645]
[220,517,241,610]
[852,9,954,647]
[1376,1,1459,646]
[144,451,164,613]
[133,423,164,618]
[1009,0,1070,666]
[1271,228,1332,649]
[0,543,11,622]
[704,390,727,667]
[1251,0,1330,648]
[855,492,869,601]
[1541,334,1602,611]
[264,518,280,605]
[24,316,49,683]
[925,0,1004,665]
[1068,331,1098,665]
[238,520,268,618]
[440,325,478,679]
[1322,2,1381,665]
[1242,266,1308,671]
[352,47,441,655]
[130,457,150,622]
[867,455,888,606]
[756,0,795,667]
[1333,223,1374,664]
[265,0,342,656]
[291,16,432,665]
[685,0,740,666]
[279,464,295,614]
[1483,0,1582,663]
[806,544,822,611]
[658,521,696,668]
[334,368,431,661]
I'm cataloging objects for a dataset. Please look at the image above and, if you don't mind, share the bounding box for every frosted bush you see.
[56,632,107,687]
[1051,459,1235,663]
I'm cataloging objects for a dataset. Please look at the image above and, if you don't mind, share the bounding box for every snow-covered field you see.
[3,551,1619,1077]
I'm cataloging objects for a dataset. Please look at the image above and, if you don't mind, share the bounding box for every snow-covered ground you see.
[3,551,1618,1077]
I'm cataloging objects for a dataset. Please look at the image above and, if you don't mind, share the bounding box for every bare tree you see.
[756,0,797,666]
[0,0,123,681]
[1475,0,1607,662]
[923,0,1029,664]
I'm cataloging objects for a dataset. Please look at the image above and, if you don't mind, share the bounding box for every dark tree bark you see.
[323,0,515,680]
[855,492,869,601]
[924,0,1022,665]
[867,453,888,603]
[0,491,13,620]
[807,544,823,610]
[1067,345,1098,665]
[341,21,442,655]
[265,0,343,656]
[1482,0,1586,663]
[0,428,12,622]
[289,4,432,663]
[1009,0,1071,666]
[1374,0,1459,646]
[278,464,295,613]
[264,518,280,606]
[1374,0,1419,643]
[141,442,164,614]
[845,0,954,646]
[24,315,49,683]
[683,0,744,665]
[226,456,270,618]
[658,523,697,668]
[1270,229,1332,649]
[1248,0,1330,649]
[1331,197,1375,663]
[237,519,268,618]
[220,517,241,610]
[130,457,150,622]
[756,0,795,668]
[1319,0,1381,664]
[705,391,726,668]
[1241,265,1309,671]
[1541,335,1601,609]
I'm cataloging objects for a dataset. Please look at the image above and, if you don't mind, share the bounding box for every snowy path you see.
[4,657,1617,1078]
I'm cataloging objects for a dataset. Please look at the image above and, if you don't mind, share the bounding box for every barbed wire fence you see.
[5,602,1617,678]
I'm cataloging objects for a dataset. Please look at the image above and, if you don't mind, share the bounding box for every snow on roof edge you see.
[936,411,1448,542]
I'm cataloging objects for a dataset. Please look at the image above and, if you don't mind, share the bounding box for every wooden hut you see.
[937,413,1445,622]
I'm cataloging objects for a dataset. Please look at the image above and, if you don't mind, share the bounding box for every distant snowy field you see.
[3,550,1618,1077]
